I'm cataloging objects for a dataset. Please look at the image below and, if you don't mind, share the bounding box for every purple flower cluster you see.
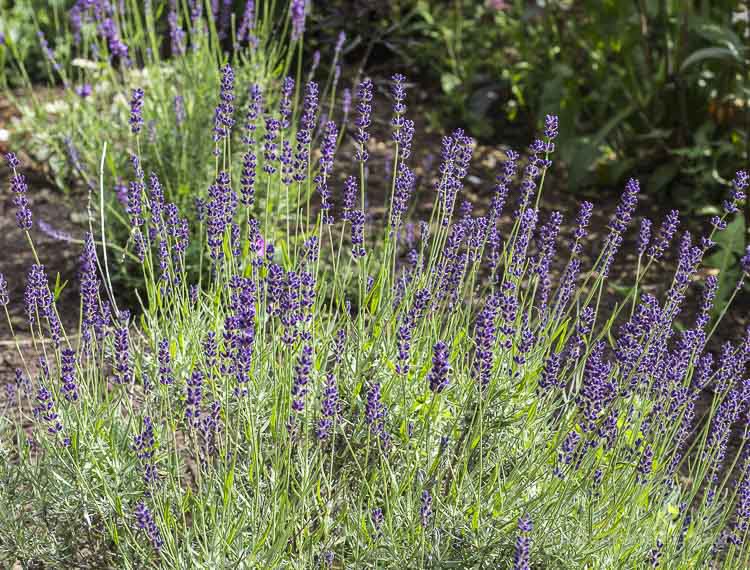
[280,77,295,130]
[206,171,237,261]
[213,64,235,146]
[391,73,407,141]
[133,416,159,488]
[0,273,8,306]
[472,294,499,388]
[168,6,185,56]
[395,289,430,375]
[129,88,144,135]
[33,385,64,437]
[355,79,373,163]
[238,0,256,43]
[223,276,257,396]
[647,209,680,261]
[291,345,313,412]
[6,153,33,231]
[128,155,145,228]
[112,310,133,384]
[315,120,338,224]
[290,0,306,41]
[436,129,474,225]
[316,373,340,440]
[263,118,281,174]
[60,348,79,402]
[427,341,450,393]
[600,178,640,277]
[134,500,163,551]
[513,514,533,570]
[420,490,433,528]
[24,264,62,346]
[185,370,204,427]
[365,382,387,440]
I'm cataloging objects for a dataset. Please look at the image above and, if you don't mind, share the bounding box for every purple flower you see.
[355,79,373,163]
[134,500,163,551]
[647,209,679,261]
[365,382,386,438]
[243,84,263,144]
[427,341,450,393]
[601,178,640,277]
[544,114,559,141]
[133,416,159,487]
[435,129,474,225]
[240,150,257,207]
[472,294,500,388]
[33,385,63,437]
[0,273,8,306]
[129,88,144,134]
[538,352,562,392]
[185,370,204,427]
[75,83,93,98]
[535,211,563,313]
[350,210,366,258]
[391,73,407,141]
[342,88,352,116]
[223,277,257,395]
[7,157,33,231]
[637,218,652,257]
[390,164,416,230]
[24,265,62,346]
[741,245,750,275]
[213,64,235,146]
[168,8,185,55]
[238,0,255,42]
[291,345,313,413]
[60,348,79,402]
[127,155,145,227]
[514,514,533,570]
[315,121,338,224]
[100,18,130,64]
[371,507,384,533]
[263,118,281,174]
[290,0,306,40]
[317,373,340,440]
[38,31,62,72]
[113,311,133,384]
[724,170,749,213]
[198,401,222,465]
[395,289,430,375]
[158,338,174,385]
[292,81,319,182]
[570,201,593,255]
[647,540,663,568]
[637,444,654,481]
[80,232,106,341]
[342,175,358,219]
[420,489,432,528]
[280,77,295,130]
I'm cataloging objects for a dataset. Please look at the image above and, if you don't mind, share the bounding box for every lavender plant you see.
[2,68,750,569]
[3,0,341,278]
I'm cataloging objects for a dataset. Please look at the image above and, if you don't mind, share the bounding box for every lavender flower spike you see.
[427,341,450,393]
[129,88,144,134]
[514,514,533,570]
[290,0,306,41]
[7,153,33,231]
[355,79,373,163]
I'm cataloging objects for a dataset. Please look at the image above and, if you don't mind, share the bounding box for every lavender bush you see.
[2,64,750,568]
[2,0,339,246]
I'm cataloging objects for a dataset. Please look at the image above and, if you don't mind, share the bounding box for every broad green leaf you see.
[705,215,746,313]
[680,46,741,72]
